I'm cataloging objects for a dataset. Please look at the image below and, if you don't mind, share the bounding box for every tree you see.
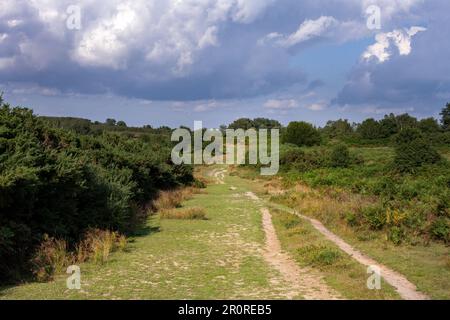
[395,113,418,131]
[228,118,254,130]
[418,117,441,134]
[393,128,441,173]
[440,103,450,131]
[283,121,321,147]
[105,118,117,126]
[379,114,398,137]
[116,121,127,127]
[228,118,281,130]
[252,118,282,129]
[356,118,384,139]
[323,119,353,138]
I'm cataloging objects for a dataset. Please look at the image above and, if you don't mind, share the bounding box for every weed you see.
[31,235,71,282]
[160,207,207,220]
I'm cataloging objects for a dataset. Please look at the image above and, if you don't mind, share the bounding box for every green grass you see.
[0,169,301,300]
[268,209,399,300]
[267,189,450,300]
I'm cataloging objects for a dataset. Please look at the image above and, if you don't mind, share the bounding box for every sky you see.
[1,0,449,128]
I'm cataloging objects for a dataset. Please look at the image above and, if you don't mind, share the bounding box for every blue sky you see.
[1,0,449,128]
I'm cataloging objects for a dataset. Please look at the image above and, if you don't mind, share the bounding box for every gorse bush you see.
[0,102,193,282]
[329,144,351,168]
[392,128,441,173]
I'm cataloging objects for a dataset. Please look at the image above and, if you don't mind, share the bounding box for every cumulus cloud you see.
[362,27,426,63]
[0,0,448,121]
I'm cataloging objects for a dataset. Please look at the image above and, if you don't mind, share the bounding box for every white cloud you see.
[362,26,426,63]
[261,16,366,48]
[194,100,220,112]
[264,99,299,110]
[307,102,327,111]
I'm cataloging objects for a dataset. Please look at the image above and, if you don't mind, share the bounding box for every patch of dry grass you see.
[31,235,71,282]
[152,187,207,212]
[75,229,127,265]
[160,207,207,220]
[31,229,127,281]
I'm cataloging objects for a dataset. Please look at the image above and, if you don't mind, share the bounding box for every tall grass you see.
[31,235,71,282]
[160,207,207,220]
[31,229,127,282]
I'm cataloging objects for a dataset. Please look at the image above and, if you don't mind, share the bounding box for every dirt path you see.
[242,191,341,299]
[209,168,226,184]
[260,207,341,300]
[268,203,430,300]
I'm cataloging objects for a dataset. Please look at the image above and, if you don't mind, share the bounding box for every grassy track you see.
[1,167,401,300]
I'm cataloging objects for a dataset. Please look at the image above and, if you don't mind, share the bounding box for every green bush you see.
[329,144,351,168]
[283,121,321,147]
[297,245,341,267]
[388,226,406,245]
[361,205,386,230]
[392,128,441,173]
[0,103,193,283]
[430,217,450,242]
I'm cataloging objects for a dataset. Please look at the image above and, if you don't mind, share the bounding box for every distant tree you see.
[440,103,450,131]
[356,118,384,139]
[252,118,282,129]
[228,118,281,130]
[323,119,353,138]
[105,118,117,126]
[395,113,418,131]
[116,121,127,127]
[418,117,441,134]
[283,121,321,147]
[379,114,399,137]
[393,128,441,173]
[228,118,254,130]
[143,125,153,129]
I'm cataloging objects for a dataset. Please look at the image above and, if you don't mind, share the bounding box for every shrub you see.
[0,102,192,282]
[430,217,449,242]
[388,226,406,245]
[160,207,207,220]
[329,144,351,168]
[279,145,328,171]
[392,128,441,173]
[361,205,386,230]
[277,211,300,229]
[297,245,341,267]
